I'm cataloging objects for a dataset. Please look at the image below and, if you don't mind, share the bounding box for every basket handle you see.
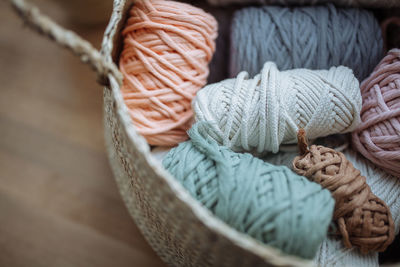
[9,0,123,86]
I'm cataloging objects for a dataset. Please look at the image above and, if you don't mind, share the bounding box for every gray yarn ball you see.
[230,4,383,80]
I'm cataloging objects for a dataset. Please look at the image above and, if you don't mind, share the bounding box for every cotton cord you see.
[162,123,335,259]
[352,49,400,178]
[119,0,217,146]
[292,131,395,254]
[193,62,362,154]
[230,5,383,80]
[264,148,400,267]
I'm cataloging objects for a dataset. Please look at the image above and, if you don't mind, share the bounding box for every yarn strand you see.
[263,147,400,266]
[194,62,361,153]
[297,128,309,155]
[163,123,335,259]
[352,49,400,176]
[120,0,217,146]
[293,131,395,254]
[230,5,383,80]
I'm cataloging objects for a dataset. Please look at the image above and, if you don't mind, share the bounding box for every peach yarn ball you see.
[119,0,217,146]
[352,49,400,177]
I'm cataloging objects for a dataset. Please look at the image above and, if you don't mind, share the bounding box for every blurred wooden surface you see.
[0,1,165,266]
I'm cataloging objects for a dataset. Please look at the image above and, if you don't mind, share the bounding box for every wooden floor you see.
[0,1,165,266]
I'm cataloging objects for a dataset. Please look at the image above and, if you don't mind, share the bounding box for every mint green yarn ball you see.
[162,123,335,259]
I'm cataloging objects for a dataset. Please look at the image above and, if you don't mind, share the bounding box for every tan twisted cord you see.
[297,128,309,156]
[9,0,123,86]
[292,131,395,253]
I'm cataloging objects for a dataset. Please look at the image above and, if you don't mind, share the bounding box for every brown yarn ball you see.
[292,144,395,254]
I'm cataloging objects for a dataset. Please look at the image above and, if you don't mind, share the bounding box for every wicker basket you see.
[10,0,400,266]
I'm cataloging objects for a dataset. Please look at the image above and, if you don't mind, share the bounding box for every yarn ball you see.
[292,144,395,254]
[119,0,218,146]
[162,123,335,259]
[264,148,400,267]
[193,62,362,154]
[352,49,400,178]
[230,5,383,80]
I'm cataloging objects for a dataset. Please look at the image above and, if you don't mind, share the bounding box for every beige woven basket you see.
[9,0,400,266]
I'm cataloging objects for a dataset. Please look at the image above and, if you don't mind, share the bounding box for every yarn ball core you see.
[292,144,395,253]
[163,123,335,259]
[352,49,400,177]
[193,62,361,154]
[119,0,217,146]
[230,5,383,80]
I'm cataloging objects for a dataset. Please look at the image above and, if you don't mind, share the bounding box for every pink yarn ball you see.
[352,49,400,178]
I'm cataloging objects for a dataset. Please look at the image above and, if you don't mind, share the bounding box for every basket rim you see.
[101,0,315,265]
[107,75,314,266]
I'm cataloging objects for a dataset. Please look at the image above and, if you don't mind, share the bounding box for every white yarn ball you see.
[193,62,361,154]
[264,148,400,267]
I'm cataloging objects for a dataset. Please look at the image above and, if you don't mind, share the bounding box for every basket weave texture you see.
[99,0,399,266]
[100,1,314,266]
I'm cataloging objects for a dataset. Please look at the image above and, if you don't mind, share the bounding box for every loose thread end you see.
[297,128,309,156]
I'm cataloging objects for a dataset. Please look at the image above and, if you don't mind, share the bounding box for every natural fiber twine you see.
[293,131,395,254]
